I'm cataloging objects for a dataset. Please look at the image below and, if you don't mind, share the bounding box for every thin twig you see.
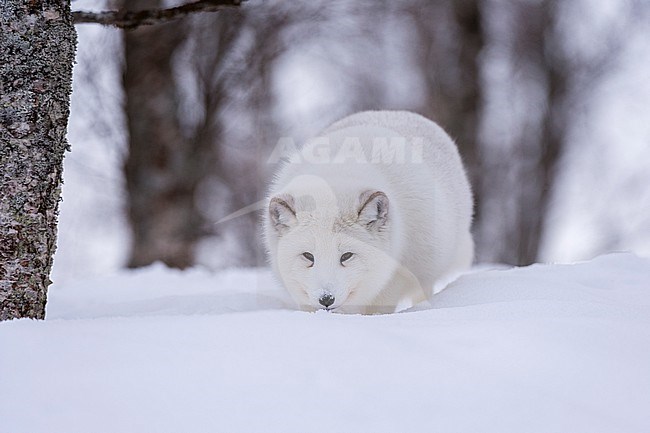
[73,0,245,29]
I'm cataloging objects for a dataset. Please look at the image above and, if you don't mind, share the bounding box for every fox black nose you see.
[319,293,335,308]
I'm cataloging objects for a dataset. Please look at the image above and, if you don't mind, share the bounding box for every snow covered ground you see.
[2,253,650,433]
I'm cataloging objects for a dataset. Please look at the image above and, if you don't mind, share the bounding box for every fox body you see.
[264,111,473,314]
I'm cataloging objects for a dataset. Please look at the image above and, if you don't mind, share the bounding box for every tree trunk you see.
[507,0,566,266]
[123,5,254,269]
[0,0,76,320]
[448,0,484,216]
[410,0,485,257]
[122,0,202,269]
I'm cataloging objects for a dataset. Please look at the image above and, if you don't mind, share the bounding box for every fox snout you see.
[318,292,335,309]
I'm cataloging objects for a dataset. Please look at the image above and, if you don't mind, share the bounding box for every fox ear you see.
[357,190,389,231]
[269,194,298,235]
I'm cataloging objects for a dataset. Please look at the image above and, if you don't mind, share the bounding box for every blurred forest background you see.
[55,0,650,282]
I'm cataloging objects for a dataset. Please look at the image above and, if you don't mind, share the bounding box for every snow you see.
[2,253,650,433]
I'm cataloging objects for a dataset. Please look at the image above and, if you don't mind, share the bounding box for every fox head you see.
[265,180,399,313]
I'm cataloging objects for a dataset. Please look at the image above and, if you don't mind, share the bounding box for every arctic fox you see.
[264,111,474,314]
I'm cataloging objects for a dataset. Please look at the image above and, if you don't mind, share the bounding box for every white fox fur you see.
[264,110,474,314]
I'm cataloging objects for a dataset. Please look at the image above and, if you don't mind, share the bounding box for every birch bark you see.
[0,0,76,320]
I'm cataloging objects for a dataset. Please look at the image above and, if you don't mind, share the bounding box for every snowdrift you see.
[1,253,649,433]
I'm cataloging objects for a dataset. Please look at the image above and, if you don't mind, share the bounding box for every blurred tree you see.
[505,0,567,265]
[406,0,572,266]
[476,0,631,265]
[407,0,486,259]
[0,1,76,320]
[122,0,196,269]
[121,2,305,268]
[122,2,247,269]
[224,6,297,265]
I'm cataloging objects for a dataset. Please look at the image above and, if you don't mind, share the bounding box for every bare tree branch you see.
[73,0,245,29]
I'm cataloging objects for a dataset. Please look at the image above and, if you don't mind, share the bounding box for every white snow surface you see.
[2,253,650,433]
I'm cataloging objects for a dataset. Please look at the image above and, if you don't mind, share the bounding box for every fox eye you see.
[340,252,353,265]
[302,252,314,267]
